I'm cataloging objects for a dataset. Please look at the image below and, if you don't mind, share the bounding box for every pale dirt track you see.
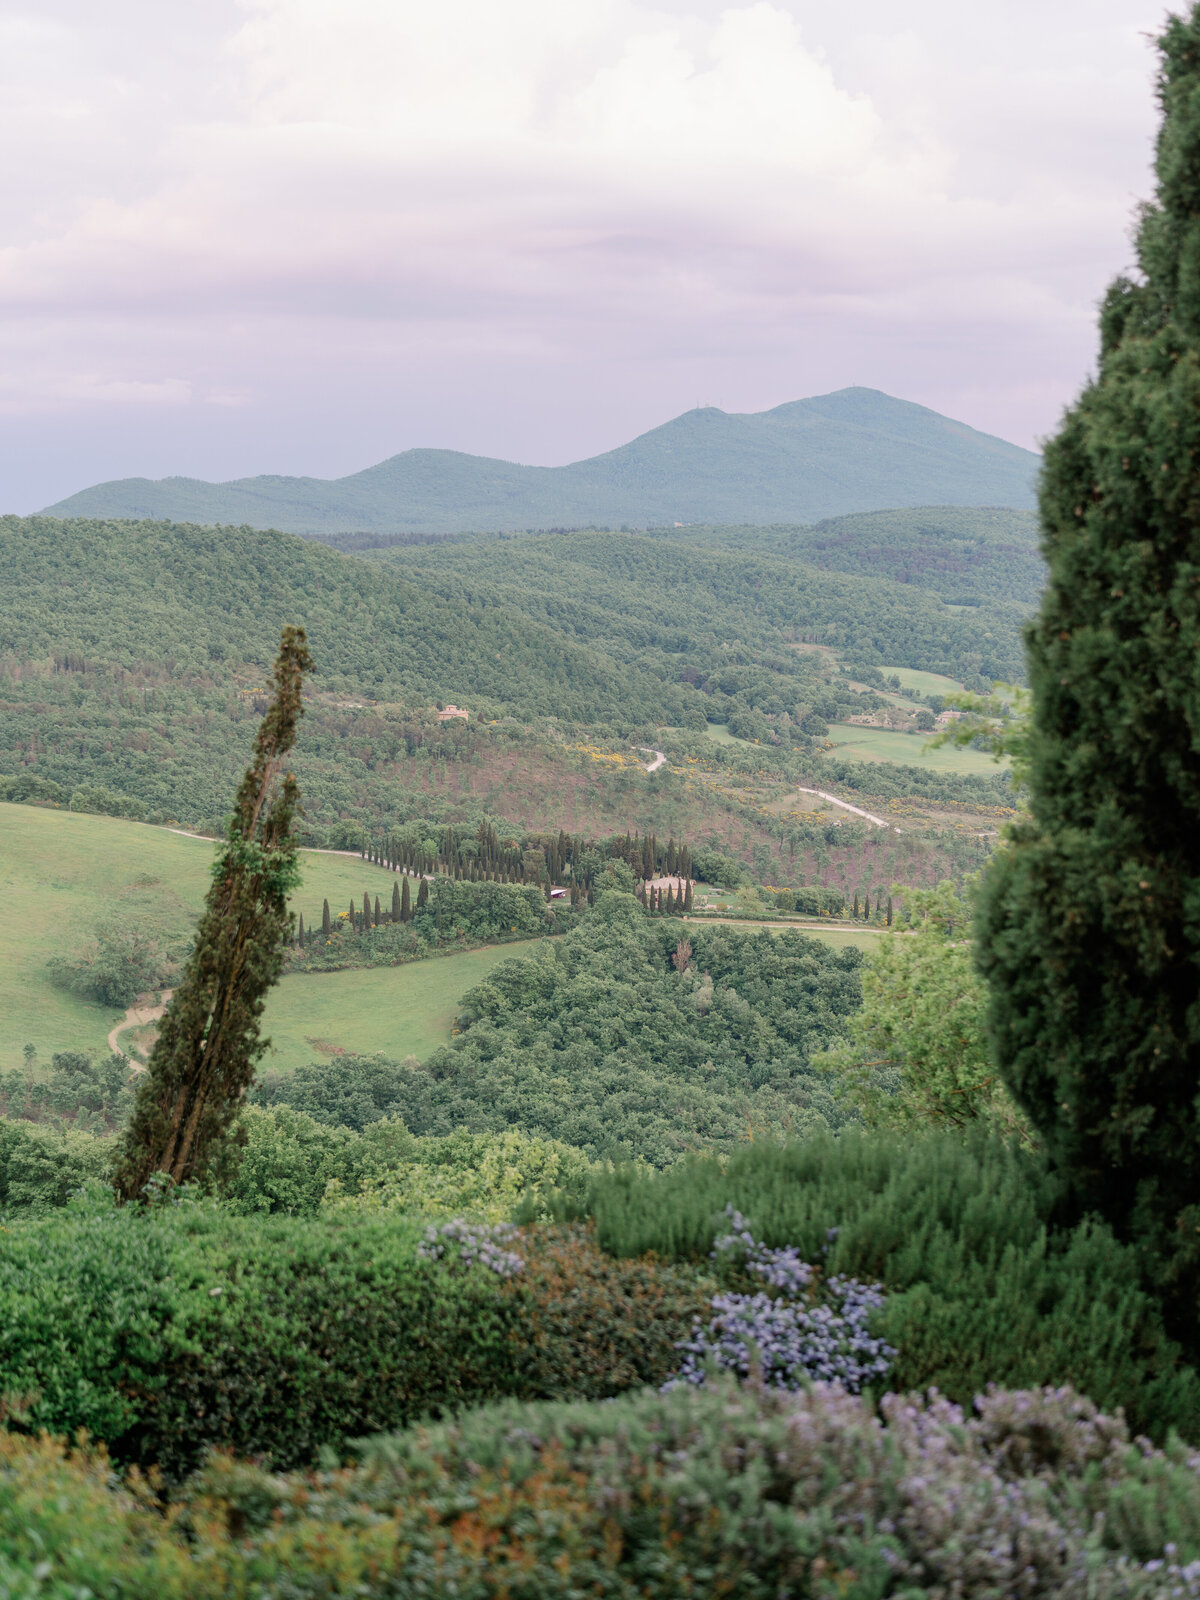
[108,989,172,1062]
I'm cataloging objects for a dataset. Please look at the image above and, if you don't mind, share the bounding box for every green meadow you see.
[825,723,1004,774]
[877,665,966,697]
[259,942,541,1071]
[0,804,479,1071]
[702,722,752,745]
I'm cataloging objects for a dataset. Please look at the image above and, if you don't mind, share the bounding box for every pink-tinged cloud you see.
[0,0,1170,510]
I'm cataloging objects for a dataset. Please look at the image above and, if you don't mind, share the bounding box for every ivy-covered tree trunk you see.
[976,10,1200,1325]
[114,626,313,1200]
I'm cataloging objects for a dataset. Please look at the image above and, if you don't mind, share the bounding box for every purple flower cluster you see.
[417,1218,525,1277]
[666,1206,895,1393]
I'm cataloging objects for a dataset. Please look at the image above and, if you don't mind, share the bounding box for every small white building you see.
[437,704,469,721]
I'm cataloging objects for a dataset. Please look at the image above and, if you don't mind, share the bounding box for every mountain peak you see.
[42,389,1039,536]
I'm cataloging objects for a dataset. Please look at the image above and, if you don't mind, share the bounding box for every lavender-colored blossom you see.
[666,1206,896,1393]
[417,1218,525,1277]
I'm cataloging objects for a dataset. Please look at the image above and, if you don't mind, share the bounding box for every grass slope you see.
[259,943,541,1071]
[825,724,1005,773]
[43,389,1039,535]
[0,804,447,1070]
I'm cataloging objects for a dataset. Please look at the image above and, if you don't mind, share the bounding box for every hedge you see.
[0,1196,709,1475]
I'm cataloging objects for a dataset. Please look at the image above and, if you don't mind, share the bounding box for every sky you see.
[0,0,1176,509]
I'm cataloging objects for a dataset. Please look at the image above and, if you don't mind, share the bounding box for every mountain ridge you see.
[42,387,1040,536]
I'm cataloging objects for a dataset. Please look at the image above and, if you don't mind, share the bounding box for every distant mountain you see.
[42,388,1040,535]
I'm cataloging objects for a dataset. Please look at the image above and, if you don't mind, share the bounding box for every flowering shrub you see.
[667,1207,895,1392]
[416,1218,525,1277]
[8,1380,1200,1595]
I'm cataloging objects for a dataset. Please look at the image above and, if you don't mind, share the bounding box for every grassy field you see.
[685,917,882,950]
[825,723,1004,774]
[259,942,540,1071]
[0,804,458,1071]
[703,723,753,745]
[877,666,965,698]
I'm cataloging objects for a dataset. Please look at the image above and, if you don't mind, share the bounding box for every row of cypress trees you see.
[637,880,694,915]
[359,825,693,896]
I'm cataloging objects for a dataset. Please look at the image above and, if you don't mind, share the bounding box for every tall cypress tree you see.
[297,912,305,947]
[363,891,372,929]
[978,8,1200,1328]
[416,877,428,911]
[392,880,401,921]
[115,626,312,1200]
[374,895,382,926]
[400,876,411,922]
[322,898,331,937]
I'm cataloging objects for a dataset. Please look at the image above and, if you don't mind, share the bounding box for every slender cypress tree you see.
[978,8,1200,1330]
[416,877,428,911]
[374,895,382,926]
[348,899,355,929]
[392,880,401,921]
[114,626,312,1200]
[886,895,893,928]
[322,898,331,937]
[400,876,411,922]
[684,880,693,913]
[297,912,305,947]
[852,892,860,919]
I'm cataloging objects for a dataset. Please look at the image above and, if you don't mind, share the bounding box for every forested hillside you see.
[43,389,1039,534]
[252,902,863,1164]
[0,512,1017,874]
[659,507,1044,608]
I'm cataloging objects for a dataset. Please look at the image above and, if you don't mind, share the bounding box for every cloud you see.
[0,0,1170,507]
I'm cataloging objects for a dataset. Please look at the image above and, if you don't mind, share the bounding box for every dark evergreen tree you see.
[977,8,1200,1333]
[374,895,382,926]
[321,898,331,937]
[297,912,305,947]
[348,899,355,929]
[391,881,401,921]
[684,880,693,913]
[852,892,860,919]
[400,876,411,922]
[416,877,428,911]
[363,892,372,928]
[886,895,893,928]
[114,626,312,1200]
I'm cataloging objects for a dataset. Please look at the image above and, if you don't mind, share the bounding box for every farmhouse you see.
[437,704,469,721]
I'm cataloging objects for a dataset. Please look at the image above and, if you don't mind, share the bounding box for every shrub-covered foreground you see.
[587,1131,1200,1442]
[0,1196,711,1477]
[6,1381,1200,1597]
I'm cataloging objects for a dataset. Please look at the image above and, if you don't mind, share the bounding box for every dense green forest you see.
[252,898,862,1165]
[44,388,1039,534]
[656,506,1044,608]
[0,513,1018,844]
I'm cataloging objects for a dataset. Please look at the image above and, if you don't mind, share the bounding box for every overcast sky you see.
[0,0,1175,509]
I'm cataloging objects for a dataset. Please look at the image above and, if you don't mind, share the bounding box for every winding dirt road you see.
[637,747,667,772]
[108,989,172,1062]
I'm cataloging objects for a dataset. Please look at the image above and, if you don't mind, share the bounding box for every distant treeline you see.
[357,822,694,892]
